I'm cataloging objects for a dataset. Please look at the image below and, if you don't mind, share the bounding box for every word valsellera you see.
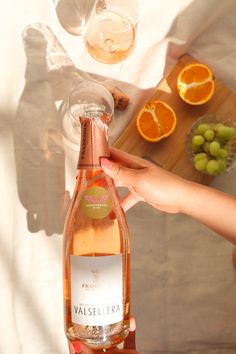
[74,304,121,316]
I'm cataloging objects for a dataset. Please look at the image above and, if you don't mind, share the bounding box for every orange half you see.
[177,63,215,105]
[136,100,177,142]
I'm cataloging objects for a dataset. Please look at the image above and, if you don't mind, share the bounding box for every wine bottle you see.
[63,109,130,350]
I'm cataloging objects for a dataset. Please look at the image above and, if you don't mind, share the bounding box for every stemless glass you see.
[53,0,95,35]
[84,0,138,64]
[60,81,114,151]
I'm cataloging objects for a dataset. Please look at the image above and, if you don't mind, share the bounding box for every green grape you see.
[192,135,205,146]
[219,148,229,158]
[191,141,202,153]
[214,137,225,145]
[227,127,235,140]
[204,129,214,141]
[203,141,210,153]
[193,153,207,163]
[213,123,224,131]
[196,123,211,135]
[216,158,227,173]
[194,158,208,172]
[209,141,221,156]
[222,143,231,152]
[217,126,236,141]
[206,160,220,175]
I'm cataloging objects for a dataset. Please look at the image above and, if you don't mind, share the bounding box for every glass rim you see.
[68,81,114,120]
[86,0,139,32]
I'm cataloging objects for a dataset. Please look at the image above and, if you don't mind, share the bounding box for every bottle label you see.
[70,254,123,326]
[80,186,112,219]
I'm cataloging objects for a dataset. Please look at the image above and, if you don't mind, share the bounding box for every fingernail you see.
[101,158,114,170]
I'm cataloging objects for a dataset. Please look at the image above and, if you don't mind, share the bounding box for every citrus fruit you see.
[136,100,177,142]
[177,63,215,105]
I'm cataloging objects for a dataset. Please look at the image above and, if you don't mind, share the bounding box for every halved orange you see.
[177,63,215,105]
[136,100,177,142]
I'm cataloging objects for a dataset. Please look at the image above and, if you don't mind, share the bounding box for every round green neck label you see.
[80,186,112,219]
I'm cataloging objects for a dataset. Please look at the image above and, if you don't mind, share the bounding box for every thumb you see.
[68,340,93,354]
[101,158,136,185]
[124,315,136,349]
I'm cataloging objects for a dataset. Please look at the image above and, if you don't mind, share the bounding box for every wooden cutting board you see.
[113,54,236,185]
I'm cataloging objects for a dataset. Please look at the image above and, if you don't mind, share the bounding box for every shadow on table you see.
[13,23,154,236]
[14,24,75,236]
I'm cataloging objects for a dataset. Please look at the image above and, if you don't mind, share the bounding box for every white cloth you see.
[0,1,236,353]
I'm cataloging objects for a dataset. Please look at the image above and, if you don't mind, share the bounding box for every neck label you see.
[80,186,112,219]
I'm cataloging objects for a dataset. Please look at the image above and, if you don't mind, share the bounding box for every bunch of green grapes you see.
[190,122,235,175]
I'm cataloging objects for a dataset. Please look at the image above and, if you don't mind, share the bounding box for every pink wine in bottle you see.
[63,111,130,350]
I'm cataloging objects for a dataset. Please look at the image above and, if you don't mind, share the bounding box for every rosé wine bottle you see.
[63,90,130,350]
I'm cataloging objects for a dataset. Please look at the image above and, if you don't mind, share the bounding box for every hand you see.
[101,147,190,214]
[101,148,236,243]
[68,316,139,354]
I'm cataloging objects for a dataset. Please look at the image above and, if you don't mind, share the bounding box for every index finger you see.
[109,147,148,170]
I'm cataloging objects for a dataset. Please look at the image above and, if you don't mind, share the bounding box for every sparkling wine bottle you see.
[63,106,130,350]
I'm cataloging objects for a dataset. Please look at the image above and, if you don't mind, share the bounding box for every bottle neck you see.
[77,116,110,169]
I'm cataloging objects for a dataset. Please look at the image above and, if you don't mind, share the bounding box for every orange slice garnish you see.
[136,100,177,143]
[177,63,215,105]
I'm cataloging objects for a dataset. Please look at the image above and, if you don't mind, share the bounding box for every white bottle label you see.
[70,254,123,326]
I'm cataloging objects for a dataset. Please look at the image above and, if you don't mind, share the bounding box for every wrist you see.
[178,179,200,216]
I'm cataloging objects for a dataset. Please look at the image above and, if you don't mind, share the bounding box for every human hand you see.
[101,148,236,243]
[68,316,139,354]
[101,148,190,214]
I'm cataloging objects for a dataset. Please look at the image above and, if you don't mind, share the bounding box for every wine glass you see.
[84,0,139,64]
[59,81,114,151]
[53,0,95,36]
[53,0,138,82]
